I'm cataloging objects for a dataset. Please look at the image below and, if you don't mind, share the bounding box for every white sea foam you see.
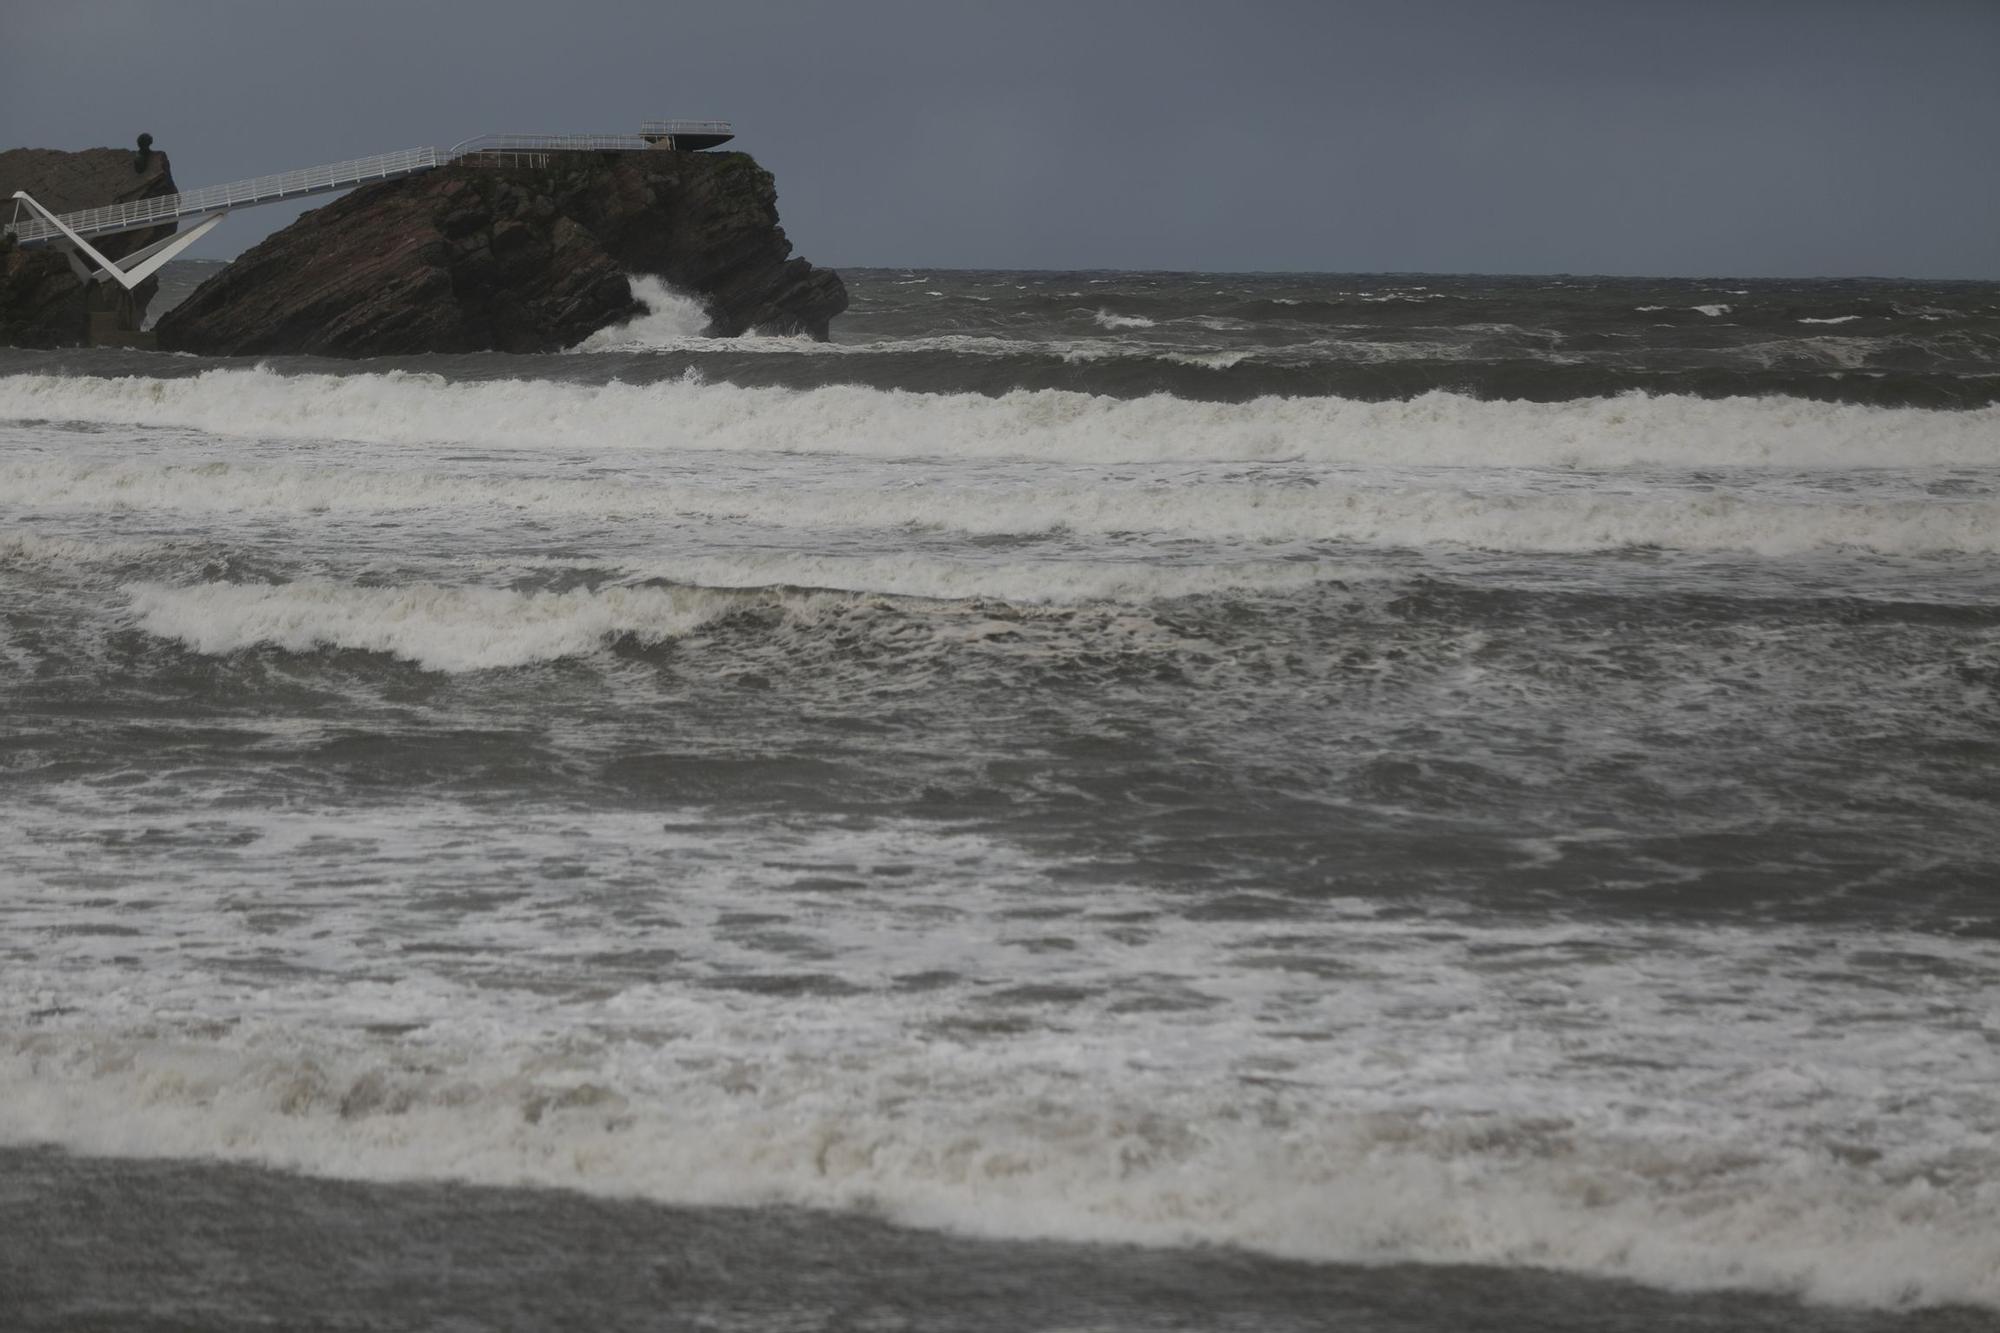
[117,559,1346,669]
[12,455,1996,557]
[1693,304,1732,318]
[3,871,1996,1310]
[1092,309,1156,330]
[0,530,187,567]
[1162,350,1250,370]
[1799,315,1864,325]
[123,580,744,671]
[4,368,1997,469]
[4,1027,1988,1310]
[7,296,1999,1321]
[552,553,1339,605]
[572,275,712,351]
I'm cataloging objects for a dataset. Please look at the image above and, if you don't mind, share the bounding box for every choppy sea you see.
[2,266,1998,1330]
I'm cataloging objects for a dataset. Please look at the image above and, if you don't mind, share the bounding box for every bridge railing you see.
[9,146,442,244]
[445,133,653,159]
[8,122,734,246]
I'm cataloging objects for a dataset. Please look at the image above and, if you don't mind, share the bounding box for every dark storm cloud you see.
[4,0,1995,276]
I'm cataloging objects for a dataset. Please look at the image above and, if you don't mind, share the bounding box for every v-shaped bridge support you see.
[10,191,228,291]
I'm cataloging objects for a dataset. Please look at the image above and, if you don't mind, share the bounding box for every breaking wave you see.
[11,455,1995,557]
[118,560,1346,670]
[3,1011,1994,1310]
[124,580,748,672]
[3,367,1997,468]
[571,275,712,351]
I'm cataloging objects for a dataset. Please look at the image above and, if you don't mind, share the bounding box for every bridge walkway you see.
[7,147,442,246]
[5,122,735,248]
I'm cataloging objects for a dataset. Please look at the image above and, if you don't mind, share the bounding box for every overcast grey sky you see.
[4,0,1995,276]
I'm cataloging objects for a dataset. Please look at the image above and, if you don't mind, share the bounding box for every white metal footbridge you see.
[5,121,733,291]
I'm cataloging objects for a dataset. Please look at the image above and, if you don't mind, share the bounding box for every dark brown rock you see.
[156,149,846,356]
[0,144,178,347]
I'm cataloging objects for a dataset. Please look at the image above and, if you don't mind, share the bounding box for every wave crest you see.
[124,580,745,671]
[14,458,1992,558]
[4,1026,1994,1310]
[572,275,712,351]
[5,367,1996,468]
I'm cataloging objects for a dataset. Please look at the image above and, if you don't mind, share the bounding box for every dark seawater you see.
[2,265,1997,1327]
[39,267,2000,407]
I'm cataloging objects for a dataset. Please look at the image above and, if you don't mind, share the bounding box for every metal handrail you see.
[444,133,653,158]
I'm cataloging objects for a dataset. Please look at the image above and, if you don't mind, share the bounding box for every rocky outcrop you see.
[156,149,845,356]
[0,143,177,347]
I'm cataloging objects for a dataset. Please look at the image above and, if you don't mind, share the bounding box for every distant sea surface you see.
[2,267,1997,1330]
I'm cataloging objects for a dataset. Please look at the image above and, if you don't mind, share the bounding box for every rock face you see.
[156,150,846,356]
[0,145,177,347]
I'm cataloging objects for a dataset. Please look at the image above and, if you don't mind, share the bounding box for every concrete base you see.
[87,309,156,348]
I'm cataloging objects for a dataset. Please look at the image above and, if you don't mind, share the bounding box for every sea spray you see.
[572,275,715,352]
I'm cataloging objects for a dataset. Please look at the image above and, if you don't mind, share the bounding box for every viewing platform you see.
[640,120,735,150]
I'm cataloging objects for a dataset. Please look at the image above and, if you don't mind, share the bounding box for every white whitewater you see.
[1,367,1997,467]
[572,275,713,351]
[4,808,1996,1310]
[4,318,1998,1318]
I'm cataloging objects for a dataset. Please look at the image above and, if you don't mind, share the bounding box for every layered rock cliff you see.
[156,149,845,356]
[0,144,177,347]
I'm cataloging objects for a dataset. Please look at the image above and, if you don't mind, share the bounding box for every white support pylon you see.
[9,191,228,291]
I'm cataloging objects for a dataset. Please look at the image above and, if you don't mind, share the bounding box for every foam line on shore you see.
[2,1021,1993,1312]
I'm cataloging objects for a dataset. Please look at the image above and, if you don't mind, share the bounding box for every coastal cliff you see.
[0,144,177,347]
[156,149,846,356]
